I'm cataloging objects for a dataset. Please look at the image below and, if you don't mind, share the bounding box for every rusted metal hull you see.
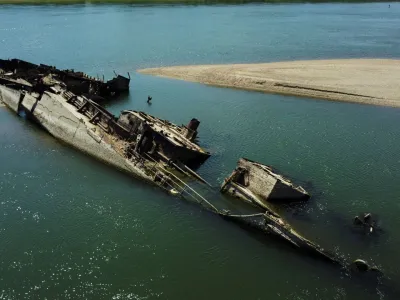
[221,158,310,210]
[0,58,130,100]
[219,158,338,262]
[117,110,210,168]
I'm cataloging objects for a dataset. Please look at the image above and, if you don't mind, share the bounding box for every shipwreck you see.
[0,59,381,277]
[221,158,310,210]
[0,75,214,207]
[118,111,210,168]
[0,58,130,101]
[219,158,335,262]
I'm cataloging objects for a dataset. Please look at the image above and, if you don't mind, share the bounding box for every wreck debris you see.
[354,213,379,234]
[218,158,362,264]
[0,59,381,276]
[107,70,130,93]
[351,259,382,274]
[182,118,200,142]
[221,158,310,210]
[0,58,130,101]
[0,74,211,208]
[220,159,334,262]
[222,211,338,263]
[117,111,210,168]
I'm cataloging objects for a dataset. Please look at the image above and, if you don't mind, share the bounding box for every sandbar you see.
[138,59,400,107]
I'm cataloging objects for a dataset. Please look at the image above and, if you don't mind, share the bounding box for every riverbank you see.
[138,59,400,107]
[0,0,395,4]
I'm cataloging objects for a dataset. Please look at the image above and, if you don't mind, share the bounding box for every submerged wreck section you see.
[222,211,338,263]
[221,158,310,210]
[219,158,334,263]
[117,111,210,168]
[0,58,130,101]
[0,76,215,212]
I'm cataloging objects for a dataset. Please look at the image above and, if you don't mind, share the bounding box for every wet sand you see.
[138,59,400,107]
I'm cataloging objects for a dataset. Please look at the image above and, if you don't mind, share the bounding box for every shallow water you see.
[1,2,400,299]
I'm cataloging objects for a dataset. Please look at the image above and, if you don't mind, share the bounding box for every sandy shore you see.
[138,59,400,107]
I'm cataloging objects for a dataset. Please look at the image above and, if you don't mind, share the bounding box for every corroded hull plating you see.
[221,158,310,211]
[0,85,151,181]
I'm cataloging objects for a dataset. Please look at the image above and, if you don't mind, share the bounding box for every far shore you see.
[0,0,396,4]
[138,59,400,108]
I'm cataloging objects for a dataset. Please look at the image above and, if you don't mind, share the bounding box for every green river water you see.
[1,3,400,299]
